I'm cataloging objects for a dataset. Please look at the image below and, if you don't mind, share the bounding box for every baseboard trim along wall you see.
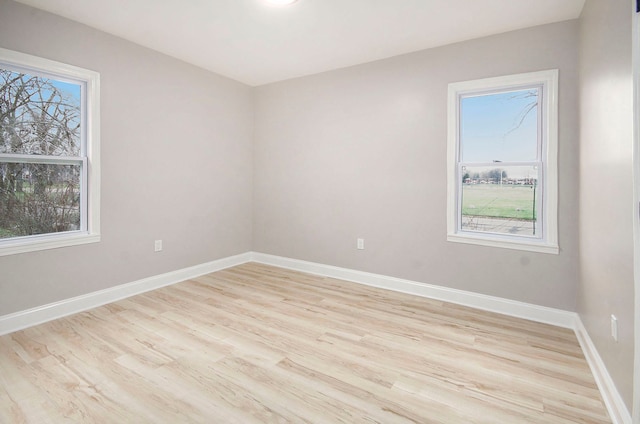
[0,251,630,423]
[250,252,577,328]
[0,252,252,336]
[574,318,633,424]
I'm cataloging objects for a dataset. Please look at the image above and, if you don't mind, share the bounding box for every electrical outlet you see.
[610,315,618,342]
[154,240,163,252]
[357,238,364,250]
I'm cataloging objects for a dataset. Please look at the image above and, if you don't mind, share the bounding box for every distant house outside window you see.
[0,48,100,256]
[447,70,558,254]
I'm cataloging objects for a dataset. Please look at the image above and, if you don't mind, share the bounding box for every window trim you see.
[447,70,559,254]
[0,47,100,256]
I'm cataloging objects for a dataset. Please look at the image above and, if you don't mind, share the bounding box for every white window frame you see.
[447,70,558,254]
[0,48,100,256]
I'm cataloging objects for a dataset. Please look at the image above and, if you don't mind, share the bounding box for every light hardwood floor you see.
[0,263,610,423]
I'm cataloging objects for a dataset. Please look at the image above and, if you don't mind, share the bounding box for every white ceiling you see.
[14,0,586,86]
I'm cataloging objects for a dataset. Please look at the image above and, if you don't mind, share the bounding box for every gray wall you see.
[578,0,635,410]
[0,0,254,315]
[254,21,580,311]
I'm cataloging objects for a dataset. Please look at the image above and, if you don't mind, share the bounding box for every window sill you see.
[0,232,100,257]
[447,233,559,254]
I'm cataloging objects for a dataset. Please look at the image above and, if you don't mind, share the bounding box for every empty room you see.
[0,0,638,422]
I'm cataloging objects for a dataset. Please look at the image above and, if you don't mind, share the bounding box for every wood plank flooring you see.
[0,263,610,423]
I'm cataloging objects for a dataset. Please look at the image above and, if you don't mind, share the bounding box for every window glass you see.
[460,165,539,237]
[0,162,81,239]
[460,88,539,163]
[1,70,82,156]
[1,67,85,242]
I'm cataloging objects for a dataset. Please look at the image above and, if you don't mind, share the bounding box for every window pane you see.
[461,165,539,237]
[460,88,539,163]
[0,162,81,239]
[0,68,81,156]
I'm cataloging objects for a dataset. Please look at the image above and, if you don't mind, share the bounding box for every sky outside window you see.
[460,88,539,163]
[51,79,81,101]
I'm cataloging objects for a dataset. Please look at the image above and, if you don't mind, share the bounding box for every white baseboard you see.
[0,250,577,334]
[250,252,577,329]
[574,317,633,424]
[0,252,252,336]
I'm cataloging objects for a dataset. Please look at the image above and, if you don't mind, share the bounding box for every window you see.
[0,48,100,256]
[447,70,558,254]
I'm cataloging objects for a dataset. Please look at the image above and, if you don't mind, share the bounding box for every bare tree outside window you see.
[0,69,82,239]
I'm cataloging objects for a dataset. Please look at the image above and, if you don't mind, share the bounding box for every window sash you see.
[456,161,543,239]
[0,156,88,237]
[0,63,86,158]
[456,82,545,240]
[0,153,83,165]
[457,85,544,164]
